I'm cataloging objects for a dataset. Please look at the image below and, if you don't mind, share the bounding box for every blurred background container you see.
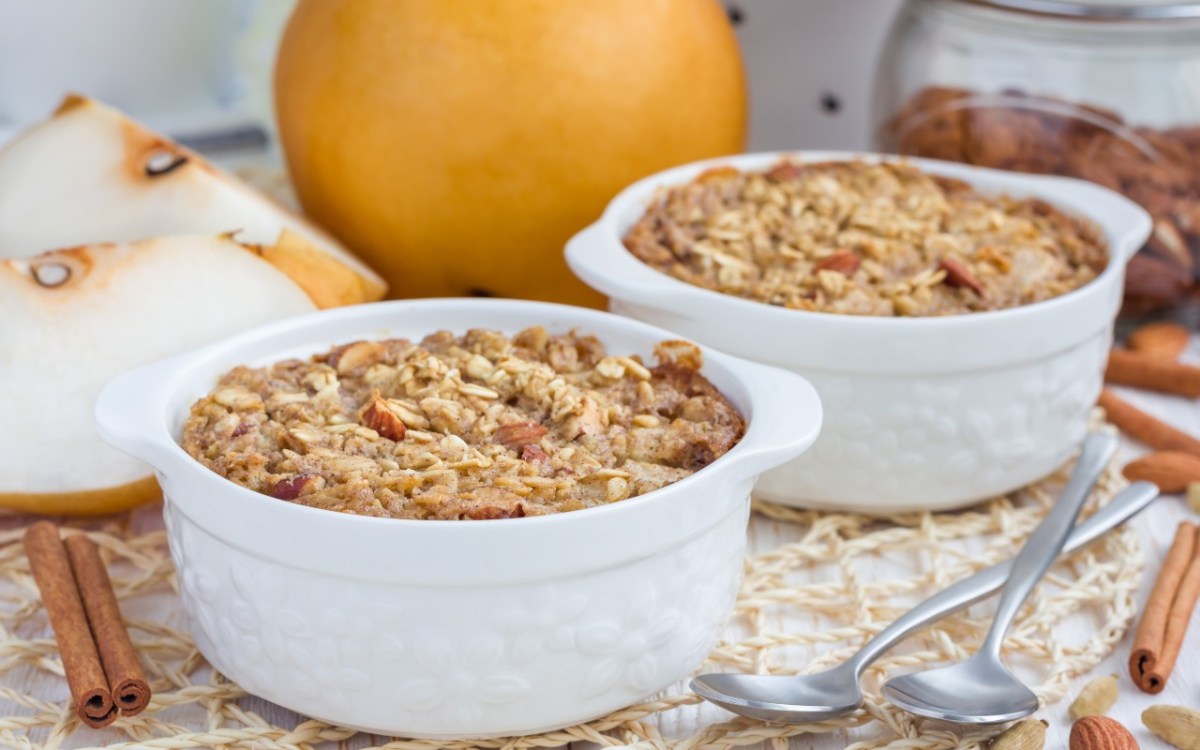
[874,0,1200,321]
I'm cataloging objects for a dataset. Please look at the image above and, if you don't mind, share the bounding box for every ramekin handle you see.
[726,360,823,480]
[94,354,188,468]
[564,220,693,308]
[1094,189,1152,264]
[1049,177,1152,264]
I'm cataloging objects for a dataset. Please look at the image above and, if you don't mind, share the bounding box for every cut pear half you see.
[0,235,318,516]
[0,94,386,307]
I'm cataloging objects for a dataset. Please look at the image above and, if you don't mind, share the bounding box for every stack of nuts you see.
[988,675,1199,749]
[885,86,1200,316]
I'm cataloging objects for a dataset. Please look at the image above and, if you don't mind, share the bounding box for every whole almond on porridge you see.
[361,394,407,442]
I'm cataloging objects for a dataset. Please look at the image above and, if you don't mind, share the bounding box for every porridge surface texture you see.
[623,160,1108,316]
[181,328,745,520]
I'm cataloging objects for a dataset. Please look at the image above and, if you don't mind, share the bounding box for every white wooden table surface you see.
[181,383,1200,750]
[3,318,1196,749]
[647,377,1200,750]
[736,383,1200,750]
[10,378,1192,750]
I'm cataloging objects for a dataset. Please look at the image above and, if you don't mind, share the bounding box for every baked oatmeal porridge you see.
[622,160,1108,316]
[181,328,745,520]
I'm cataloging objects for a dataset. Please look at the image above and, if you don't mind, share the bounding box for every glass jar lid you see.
[960,0,1200,19]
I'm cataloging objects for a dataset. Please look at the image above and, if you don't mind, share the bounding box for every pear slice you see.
[252,228,377,309]
[0,94,386,307]
[0,235,317,516]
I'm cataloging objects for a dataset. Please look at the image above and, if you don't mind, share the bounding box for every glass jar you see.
[873,0,1200,323]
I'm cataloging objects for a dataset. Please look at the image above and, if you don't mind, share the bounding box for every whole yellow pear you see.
[274,0,746,305]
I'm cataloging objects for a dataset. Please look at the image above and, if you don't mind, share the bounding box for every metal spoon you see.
[693,435,1153,724]
[880,432,1117,724]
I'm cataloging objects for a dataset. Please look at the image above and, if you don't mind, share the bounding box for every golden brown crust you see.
[181,328,745,520]
[623,160,1108,316]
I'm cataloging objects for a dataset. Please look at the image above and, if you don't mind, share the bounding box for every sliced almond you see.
[494,421,549,451]
[333,341,387,375]
[521,444,550,462]
[361,394,407,441]
[814,250,860,276]
[938,257,985,296]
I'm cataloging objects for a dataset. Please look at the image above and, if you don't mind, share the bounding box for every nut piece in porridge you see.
[622,160,1108,316]
[181,328,745,520]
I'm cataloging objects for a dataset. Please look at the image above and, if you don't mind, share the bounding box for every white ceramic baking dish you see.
[566,151,1152,512]
[94,299,821,739]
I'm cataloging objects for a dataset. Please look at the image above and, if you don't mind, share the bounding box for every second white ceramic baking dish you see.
[567,151,1152,512]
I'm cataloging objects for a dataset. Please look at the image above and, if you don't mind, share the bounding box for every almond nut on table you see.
[1122,451,1200,494]
[1069,715,1139,750]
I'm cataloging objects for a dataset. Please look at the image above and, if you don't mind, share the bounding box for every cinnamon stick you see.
[1129,522,1200,693]
[64,534,150,716]
[23,522,116,728]
[1160,535,1200,686]
[1098,389,1200,456]
[1106,348,1200,398]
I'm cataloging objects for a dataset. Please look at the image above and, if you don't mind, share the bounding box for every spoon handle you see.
[848,435,1147,673]
[977,432,1117,659]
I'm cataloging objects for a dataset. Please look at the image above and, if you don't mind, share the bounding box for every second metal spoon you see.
[881,433,1118,723]
[693,436,1154,723]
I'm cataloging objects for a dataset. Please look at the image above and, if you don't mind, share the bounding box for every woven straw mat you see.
[0,449,1142,750]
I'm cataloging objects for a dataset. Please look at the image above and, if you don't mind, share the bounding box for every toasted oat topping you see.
[181,328,744,520]
[622,160,1108,316]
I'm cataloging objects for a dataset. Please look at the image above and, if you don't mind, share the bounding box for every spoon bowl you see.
[688,437,1148,725]
[882,654,1039,725]
[878,433,1116,723]
[691,663,863,723]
